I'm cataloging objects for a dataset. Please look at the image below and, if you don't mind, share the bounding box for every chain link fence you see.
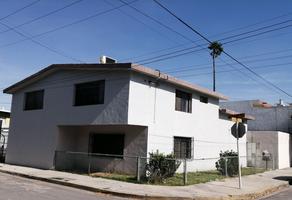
[54,151,275,185]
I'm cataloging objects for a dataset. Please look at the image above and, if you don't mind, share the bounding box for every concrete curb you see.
[0,168,289,200]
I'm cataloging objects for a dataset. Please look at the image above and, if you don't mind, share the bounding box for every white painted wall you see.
[128,73,246,171]
[6,70,130,169]
[7,68,246,172]
[278,131,290,169]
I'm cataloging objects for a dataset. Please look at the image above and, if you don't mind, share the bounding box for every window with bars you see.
[24,90,44,110]
[74,80,105,106]
[175,90,192,113]
[173,136,193,159]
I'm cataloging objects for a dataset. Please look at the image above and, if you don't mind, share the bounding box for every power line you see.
[0,0,139,49]
[0,21,84,62]
[166,51,292,74]
[0,0,41,21]
[0,0,85,35]
[219,19,292,42]
[132,20,292,66]
[152,0,292,98]
[121,10,292,62]
[103,0,181,45]
[120,0,289,97]
[176,61,292,78]
[118,0,196,43]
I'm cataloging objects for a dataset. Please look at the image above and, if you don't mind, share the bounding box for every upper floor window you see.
[200,96,208,104]
[175,90,192,113]
[24,90,44,110]
[174,136,193,159]
[74,80,105,106]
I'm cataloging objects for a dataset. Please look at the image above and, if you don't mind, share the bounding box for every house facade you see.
[221,100,292,169]
[4,63,248,174]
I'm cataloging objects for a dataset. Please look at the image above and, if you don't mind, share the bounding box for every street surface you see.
[0,172,132,200]
[259,187,292,200]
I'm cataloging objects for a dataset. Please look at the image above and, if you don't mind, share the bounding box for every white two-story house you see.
[4,62,251,174]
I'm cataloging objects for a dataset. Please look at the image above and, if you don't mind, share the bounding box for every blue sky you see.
[1,0,292,110]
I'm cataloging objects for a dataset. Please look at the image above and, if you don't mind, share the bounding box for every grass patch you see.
[241,167,266,176]
[91,172,138,184]
[90,167,266,186]
[164,170,224,186]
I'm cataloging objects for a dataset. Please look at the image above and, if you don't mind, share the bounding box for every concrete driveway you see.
[0,172,131,200]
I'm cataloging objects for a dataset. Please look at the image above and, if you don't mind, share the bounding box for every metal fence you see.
[54,151,275,185]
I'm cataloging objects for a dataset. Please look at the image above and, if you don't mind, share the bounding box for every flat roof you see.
[219,108,255,120]
[3,63,228,100]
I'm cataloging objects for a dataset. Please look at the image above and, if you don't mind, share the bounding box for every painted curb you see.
[0,168,289,200]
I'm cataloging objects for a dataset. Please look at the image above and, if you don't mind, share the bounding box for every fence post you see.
[183,159,187,185]
[272,155,275,170]
[225,157,228,177]
[136,156,141,182]
[88,153,92,175]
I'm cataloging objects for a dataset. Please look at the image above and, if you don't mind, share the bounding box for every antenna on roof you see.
[100,56,117,64]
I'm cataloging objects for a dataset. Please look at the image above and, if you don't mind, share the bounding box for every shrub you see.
[145,151,181,183]
[215,150,238,176]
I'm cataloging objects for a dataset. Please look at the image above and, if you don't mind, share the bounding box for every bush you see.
[145,151,181,183]
[215,150,238,176]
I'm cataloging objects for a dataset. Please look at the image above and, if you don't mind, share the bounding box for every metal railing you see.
[54,151,275,185]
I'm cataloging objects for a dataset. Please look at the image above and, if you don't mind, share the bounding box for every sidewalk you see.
[0,164,290,200]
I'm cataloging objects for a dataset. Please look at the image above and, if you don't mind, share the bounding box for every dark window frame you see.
[89,133,125,159]
[175,90,192,113]
[200,96,208,104]
[24,90,44,111]
[74,80,105,106]
[173,136,193,159]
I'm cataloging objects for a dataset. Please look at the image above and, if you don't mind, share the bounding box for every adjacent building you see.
[221,100,292,169]
[4,62,250,174]
[0,109,10,147]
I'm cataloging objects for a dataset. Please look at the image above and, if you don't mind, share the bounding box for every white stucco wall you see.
[278,131,290,169]
[6,70,130,169]
[7,68,247,172]
[128,73,246,171]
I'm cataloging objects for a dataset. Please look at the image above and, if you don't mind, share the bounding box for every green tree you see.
[208,41,223,91]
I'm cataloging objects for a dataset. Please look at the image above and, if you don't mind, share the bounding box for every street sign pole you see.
[236,121,242,189]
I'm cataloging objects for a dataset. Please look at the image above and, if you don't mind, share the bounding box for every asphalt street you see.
[0,172,133,200]
[259,187,292,200]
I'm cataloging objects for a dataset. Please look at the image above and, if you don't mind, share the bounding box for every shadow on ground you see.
[273,176,292,185]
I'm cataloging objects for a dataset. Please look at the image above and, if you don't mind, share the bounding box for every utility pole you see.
[212,53,215,92]
[208,41,223,92]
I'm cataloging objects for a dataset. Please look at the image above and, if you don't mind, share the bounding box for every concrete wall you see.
[247,131,290,169]
[128,73,246,172]
[6,70,130,169]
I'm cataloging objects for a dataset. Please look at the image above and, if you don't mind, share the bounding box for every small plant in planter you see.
[145,151,181,183]
[215,150,238,176]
